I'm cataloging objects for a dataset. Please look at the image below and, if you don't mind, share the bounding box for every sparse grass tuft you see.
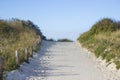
[114,61,120,69]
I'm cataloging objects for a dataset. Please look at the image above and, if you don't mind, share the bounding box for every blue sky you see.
[0,0,120,40]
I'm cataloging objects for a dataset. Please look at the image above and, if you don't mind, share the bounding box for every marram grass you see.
[78,18,120,69]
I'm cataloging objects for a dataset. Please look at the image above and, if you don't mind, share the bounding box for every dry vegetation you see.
[78,18,120,69]
[0,19,43,71]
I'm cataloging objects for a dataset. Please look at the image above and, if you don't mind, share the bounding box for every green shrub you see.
[57,38,73,42]
[90,18,115,34]
[114,61,120,69]
[105,54,115,62]
[47,38,55,41]
[95,44,106,57]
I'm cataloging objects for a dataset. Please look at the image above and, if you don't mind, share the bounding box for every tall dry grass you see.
[78,18,120,69]
[0,19,42,71]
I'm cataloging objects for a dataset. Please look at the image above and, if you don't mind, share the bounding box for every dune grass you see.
[78,18,120,69]
[0,19,42,71]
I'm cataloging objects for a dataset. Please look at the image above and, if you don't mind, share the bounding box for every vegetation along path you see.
[7,41,106,80]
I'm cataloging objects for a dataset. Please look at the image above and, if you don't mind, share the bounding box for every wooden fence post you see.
[33,43,36,51]
[15,50,20,67]
[39,36,41,44]
[0,57,4,80]
[30,46,33,57]
[25,48,29,63]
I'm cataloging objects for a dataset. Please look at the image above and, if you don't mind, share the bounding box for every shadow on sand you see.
[18,40,78,80]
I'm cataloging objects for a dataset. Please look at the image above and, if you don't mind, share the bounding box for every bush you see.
[114,61,120,69]
[90,18,115,34]
[57,38,73,42]
[47,38,55,41]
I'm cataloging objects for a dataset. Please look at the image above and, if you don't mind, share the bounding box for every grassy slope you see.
[78,18,120,69]
[0,19,42,71]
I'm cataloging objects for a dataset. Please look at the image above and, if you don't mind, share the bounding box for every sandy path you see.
[7,41,106,80]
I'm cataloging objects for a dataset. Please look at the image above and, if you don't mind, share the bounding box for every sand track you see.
[7,41,106,80]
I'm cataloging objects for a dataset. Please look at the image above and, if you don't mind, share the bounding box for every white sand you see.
[6,41,119,80]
